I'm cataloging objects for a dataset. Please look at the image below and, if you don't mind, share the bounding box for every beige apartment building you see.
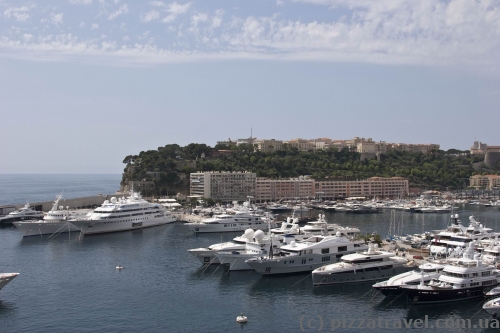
[256,176,315,201]
[284,138,316,151]
[314,177,409,199]
[190,171,256,201]
[191,172,409,202]
[255,139,284,152]
[469,174,500,189]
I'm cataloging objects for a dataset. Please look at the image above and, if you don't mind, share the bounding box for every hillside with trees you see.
[120,143,494,196]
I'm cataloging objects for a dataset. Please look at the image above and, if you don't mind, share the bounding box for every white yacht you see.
[401,243,500,304]
[184,212,274,233]
[245,233,367,275]
[188,230,255,264]
[13,194,91,237]
[0,273,19,290]
[217,230,282,271]
[483,297,500,316]
[372,261,446,296]
[430,215,499,256]
[69,191,176,235]
[0,203,44,225]
[270,216,300,235]
[299,215,360,237]
[312,244,411,286]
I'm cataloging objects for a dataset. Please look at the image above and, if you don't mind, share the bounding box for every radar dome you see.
[111,197,117,203]
[454,214,459,218]
[290,241,296,247]
[244,229,255,240]
[336,231,342,237]
[254,230,265,243]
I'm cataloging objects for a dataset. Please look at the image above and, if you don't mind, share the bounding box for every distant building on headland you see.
[218,136,439,155]
[469,174,500,190]
[471,141,489,155]
[190,172,409,201]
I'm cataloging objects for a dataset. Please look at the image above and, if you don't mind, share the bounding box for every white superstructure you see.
[430,215,499,256]
[69,191,176,235]
[184,211,274,233]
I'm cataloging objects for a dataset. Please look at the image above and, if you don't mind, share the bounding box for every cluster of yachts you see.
[0,191,177,237]
[0,190,177,292]
[187,213,500,312]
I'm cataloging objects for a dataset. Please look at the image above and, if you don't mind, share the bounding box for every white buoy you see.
[116,265,123,270]
[236,313,247,323]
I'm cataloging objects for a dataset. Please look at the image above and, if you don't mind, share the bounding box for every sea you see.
[1,175,500,332]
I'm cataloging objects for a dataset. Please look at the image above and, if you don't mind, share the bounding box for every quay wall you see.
[6,195,117,213]
[172,213,203,223]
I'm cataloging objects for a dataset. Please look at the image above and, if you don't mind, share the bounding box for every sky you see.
[1,0,500,174]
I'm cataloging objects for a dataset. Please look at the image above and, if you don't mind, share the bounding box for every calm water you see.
[0,174,122,206]
[1,177,500,332]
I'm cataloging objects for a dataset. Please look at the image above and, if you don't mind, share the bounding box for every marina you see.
[2,176,500,332]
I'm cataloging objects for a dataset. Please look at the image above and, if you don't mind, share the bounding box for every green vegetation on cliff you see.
[121,143,493,196]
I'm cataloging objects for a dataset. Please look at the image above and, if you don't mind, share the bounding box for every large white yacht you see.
[299,215,360,237]
[245,233,367,275]
[0,273,19,291]
[184,211,274,233]
[372,261,446,296]
[13,194,91,237]
[312,244,411,286]
[188,230,255,264]
[69,191,176,235]
[430,215,499,256]
[0,203,44,226]
[217,230,282,271]
[401,243,500,304]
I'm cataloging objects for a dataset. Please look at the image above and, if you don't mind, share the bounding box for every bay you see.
[1,175,500,332]
[0,174,122,206]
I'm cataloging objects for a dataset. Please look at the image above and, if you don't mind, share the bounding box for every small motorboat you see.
[236,313,247,323]
[116,265,124,270]
[483,297,500,316]
[486,286,500,297]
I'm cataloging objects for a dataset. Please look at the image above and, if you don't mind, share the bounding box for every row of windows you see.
[104,217,148,224]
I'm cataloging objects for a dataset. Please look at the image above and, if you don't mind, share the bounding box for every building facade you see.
[192,172,409,201]
[469,174,500,189]
[190,172,256,201]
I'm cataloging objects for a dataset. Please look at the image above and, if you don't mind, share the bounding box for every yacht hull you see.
[403,286,486,304]
[13,221,80,237]
[71,216,176,235]
[246,254,345,275]
[0,273,19,290]
[312,265,412,286]
[185,221,271,233]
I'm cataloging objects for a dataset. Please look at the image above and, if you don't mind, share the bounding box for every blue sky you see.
[1,0,500,174]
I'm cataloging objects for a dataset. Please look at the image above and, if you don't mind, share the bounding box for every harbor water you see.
[2,176,500,332]
[0,174,122,206]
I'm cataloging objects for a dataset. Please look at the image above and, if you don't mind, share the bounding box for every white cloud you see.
[141,10,160,22]
[151,1,166,7]
[51,13,64,25]
[162,2,191,23]
[22,34,33,42]
[4,6,32,22]
[91,23,99,30]
[1,0,500,75]
[69,0,93,4]
[277,0,284,6]
[108,4,128,20]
